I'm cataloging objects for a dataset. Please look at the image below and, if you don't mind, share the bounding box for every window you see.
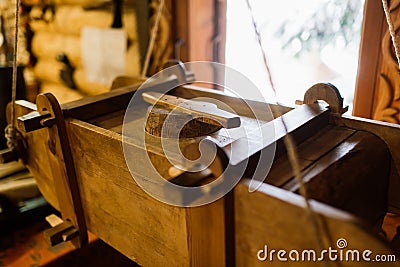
[225,0,365,113]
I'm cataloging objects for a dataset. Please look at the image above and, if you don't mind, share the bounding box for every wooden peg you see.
[62,227,80,242]
[17,110,53,133]
[43,219,77,246]
[44,214,80,246]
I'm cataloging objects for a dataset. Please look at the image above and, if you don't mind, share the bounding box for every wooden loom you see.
[2,68,400,266]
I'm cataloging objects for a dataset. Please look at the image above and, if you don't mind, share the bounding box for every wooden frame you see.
[170,0,226,82]
[354,0,400,124]
[235,179,398,267]
[353,0,385,118]
[9,80,400,265]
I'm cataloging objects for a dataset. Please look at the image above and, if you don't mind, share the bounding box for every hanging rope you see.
[4,0,21,149]
[141,0,165,78]
[245,1,333,265]
[382,0,400,70]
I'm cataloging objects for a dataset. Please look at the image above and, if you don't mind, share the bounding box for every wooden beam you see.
[235,179,397,267]
[353,0,385,118]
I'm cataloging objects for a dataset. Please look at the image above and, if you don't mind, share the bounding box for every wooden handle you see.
[142,92,241,129]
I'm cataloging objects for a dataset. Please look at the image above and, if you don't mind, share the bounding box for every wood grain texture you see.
[10,83,400,265]
[36,93,88,247]
[145,106,222,138]
[65,118,225,266]
[334,115,400,214]
[266,125,355,187]
[353,0,385,118]
[142,91,241,128]
[171,0,213,62]
[12,100,60,210]
[283,130,390,225]
[235,180,398,267]
[303,83,347,114]
[354,0,400,122]
[372,0,400,123]
[171,84,292,120]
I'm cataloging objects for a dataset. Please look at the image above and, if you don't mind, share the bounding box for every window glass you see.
[225,0,365,112]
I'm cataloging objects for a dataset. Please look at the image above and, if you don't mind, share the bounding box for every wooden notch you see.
[17,110,54,133]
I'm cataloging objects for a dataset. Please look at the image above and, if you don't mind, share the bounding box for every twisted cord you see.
[5,0,21,149]
[141,0,165,78]
[382,0,400,69]
[245,1,333,266]
[4,124,17,148]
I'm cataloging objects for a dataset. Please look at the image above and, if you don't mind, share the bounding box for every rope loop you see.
[382,0,400,70]
[4,124,18,149]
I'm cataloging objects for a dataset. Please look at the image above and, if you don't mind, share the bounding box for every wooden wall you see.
[169,0,226,82]
[354,0,400,123]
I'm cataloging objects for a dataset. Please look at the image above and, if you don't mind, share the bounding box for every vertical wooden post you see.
[353,0,385,118]
[170,0,226,83]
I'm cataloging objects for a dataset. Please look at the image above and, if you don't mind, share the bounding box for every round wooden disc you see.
[145,107,222,138]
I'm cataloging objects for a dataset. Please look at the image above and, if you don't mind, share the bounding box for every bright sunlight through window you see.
[225,0,365,113]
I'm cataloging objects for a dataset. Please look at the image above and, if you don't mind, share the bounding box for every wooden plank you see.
[66,118,226,266]
[80,83,292,135]
[171,0,219,79]
[13,100,61,210]
[334,115,400,213]
[87,109,126,130]
[36,93,88,247]
[225,103,329,166]
[0,173,39,201]
[66,119,190,265]
[171,0,190,61]
[235,180,397,267]
[142,91,241,128]
[335,115,400,178]
[266,125,355,187]
[60,83,139,119]
[186,198,226,266]
[354,0,400,123]
[353,0,385,118]
[0,161,26,179]
[283,131,390,225]
[61,75,179,120]
[171,84,292,120]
